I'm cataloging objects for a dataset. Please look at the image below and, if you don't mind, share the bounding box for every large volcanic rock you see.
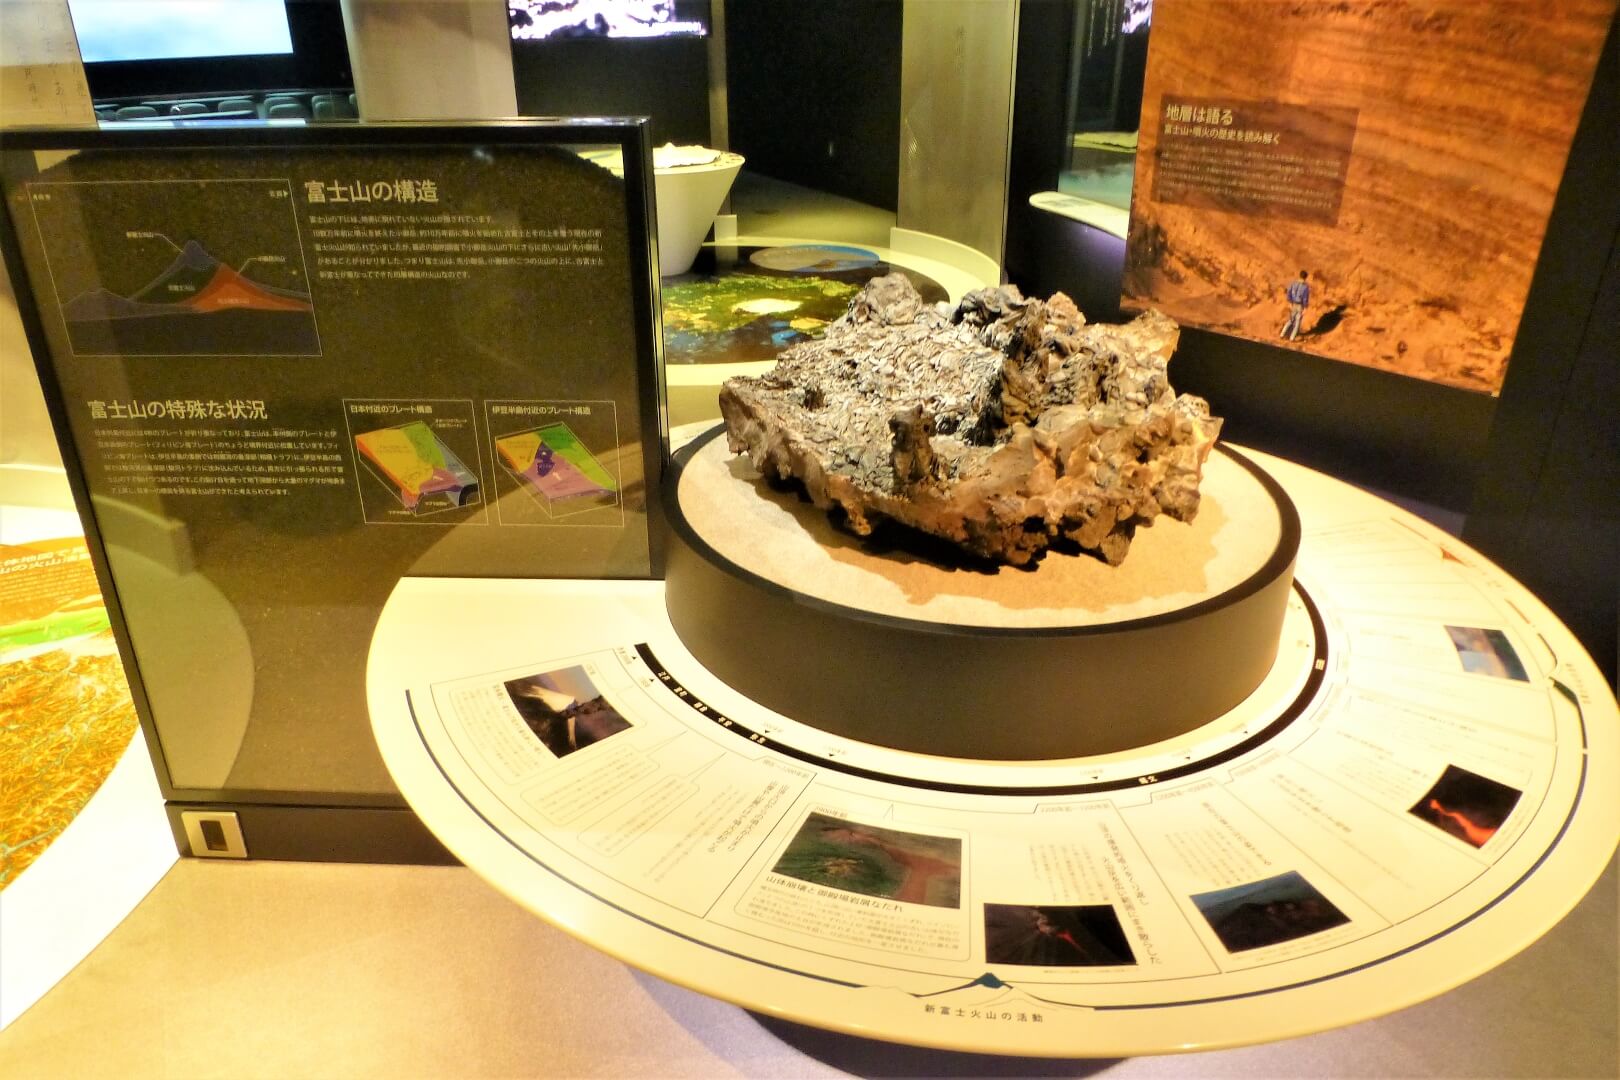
[718,274,1221,566]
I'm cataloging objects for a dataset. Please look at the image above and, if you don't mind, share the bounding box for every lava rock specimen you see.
[718,274,1222,566]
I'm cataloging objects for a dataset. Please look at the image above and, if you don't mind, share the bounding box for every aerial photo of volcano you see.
[60,238,318,356]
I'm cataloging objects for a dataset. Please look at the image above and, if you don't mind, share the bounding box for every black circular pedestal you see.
[663,427,1301,760]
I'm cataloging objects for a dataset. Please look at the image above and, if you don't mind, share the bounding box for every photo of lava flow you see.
[983,903,1137,967]
[1124,0,1614,393]
[1408,764,1523,849]
[27,177,319,356]
[772,811,962,908]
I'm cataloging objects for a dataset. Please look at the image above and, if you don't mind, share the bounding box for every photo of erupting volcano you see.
[27,178,319,356]
[984,903,1136,967]
[1409,765,1522,850]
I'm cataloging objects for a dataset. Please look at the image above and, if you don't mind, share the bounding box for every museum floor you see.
[0,852,1612,1079]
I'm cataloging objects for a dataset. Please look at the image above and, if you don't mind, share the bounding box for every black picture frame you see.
[0,119,668,827]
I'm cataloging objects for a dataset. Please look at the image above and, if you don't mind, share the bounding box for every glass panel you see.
[1062,0,1151,211]
[2,132,656,797]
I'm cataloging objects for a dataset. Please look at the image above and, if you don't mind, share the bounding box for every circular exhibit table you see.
[367,445,1619,1057]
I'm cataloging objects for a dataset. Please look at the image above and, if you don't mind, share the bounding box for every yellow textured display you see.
[0,537,139,892]
[0,643,137,889]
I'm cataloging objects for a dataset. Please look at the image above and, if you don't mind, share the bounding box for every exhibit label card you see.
[0,125,662,797]
[1123,0,1616,394]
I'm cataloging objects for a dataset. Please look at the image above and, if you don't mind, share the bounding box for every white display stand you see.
[366,446,1618,1057]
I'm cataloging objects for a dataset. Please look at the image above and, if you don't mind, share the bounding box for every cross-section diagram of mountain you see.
[26,177,321,357]
[59,239,318,356]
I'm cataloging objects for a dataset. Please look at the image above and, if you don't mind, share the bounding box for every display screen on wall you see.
[0,123,663,801]
[67,0,295,63]
[1122,0,1615,394]
[508,1,707,40]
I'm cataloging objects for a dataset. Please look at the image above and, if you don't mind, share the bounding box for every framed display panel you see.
[0,121,666,819]
[1005,3,1619,514]
[1123,0,1615,398]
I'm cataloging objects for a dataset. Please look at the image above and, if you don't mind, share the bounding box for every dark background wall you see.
[1464,18,1620,685]
[511,37,710,145]
[724,0,902,210]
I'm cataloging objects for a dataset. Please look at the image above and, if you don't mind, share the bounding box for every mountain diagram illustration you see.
[59,238,320,356]
[64,239,312,319]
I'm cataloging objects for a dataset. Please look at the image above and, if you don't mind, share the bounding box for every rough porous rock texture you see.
[719,274,1222,566]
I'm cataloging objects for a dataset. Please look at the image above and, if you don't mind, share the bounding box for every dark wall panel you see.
[512,38,711,146]
[1466,19,1620,685]
[725,0,901,210]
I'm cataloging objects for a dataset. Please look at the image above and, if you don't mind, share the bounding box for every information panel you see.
[0,123,664,799]
[1123,0,1616,394]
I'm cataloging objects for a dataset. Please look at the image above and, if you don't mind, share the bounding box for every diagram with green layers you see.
[355,421,481,515]
[494,423,619,517]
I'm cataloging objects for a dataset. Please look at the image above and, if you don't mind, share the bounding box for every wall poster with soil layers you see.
[1122,0,1616,394]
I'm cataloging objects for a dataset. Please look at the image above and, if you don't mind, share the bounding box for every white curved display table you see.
[366,447,1618,1057]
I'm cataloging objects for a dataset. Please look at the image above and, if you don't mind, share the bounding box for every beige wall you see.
[341,0,517,120]
[898,1,1018,271]
[0,258,63,471]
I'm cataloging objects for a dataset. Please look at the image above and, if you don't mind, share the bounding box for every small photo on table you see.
[983,903,1136,967]
[1408,764,1522,849]
[1191,870,1350,953]
[1445,625,1528,681]
[503,665,630,759]
[771,811,962,909]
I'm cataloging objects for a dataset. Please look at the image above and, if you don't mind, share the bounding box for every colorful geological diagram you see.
[60,238,318,356]
[355,421,481,515]
[24,177,320,357]
[494,423,619,517]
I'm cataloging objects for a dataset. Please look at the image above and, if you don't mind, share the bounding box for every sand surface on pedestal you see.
[677,433,1285,629]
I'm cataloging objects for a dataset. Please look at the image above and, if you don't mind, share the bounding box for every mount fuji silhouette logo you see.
[61,239,319,357]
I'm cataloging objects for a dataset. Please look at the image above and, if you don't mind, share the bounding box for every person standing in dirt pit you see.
[1280,270,1310,340]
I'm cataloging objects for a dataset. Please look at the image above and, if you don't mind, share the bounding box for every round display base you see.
[663,426,1301,760]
